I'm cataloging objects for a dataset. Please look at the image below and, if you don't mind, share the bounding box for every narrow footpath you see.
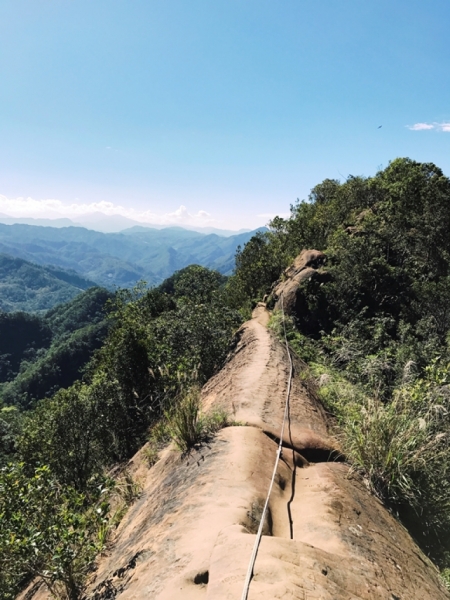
[21,304,450,600]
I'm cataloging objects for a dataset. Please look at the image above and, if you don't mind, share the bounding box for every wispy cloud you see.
[407,122,450,132]
[0,195,216,227]
[407,123,435,131]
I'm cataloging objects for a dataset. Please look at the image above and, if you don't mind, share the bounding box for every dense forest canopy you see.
[0,253,98,313]
[3,158,450,597]
[0,287,113,410]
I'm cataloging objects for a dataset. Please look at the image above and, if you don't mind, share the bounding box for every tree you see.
[18,384,106,491]
[226,231,289,312]
[0,463,110,600]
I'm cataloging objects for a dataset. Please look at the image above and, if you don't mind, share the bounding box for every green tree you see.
[18,384,106,491]
[226,230,290,313]
[0,463,110,600]
[159,264,224,304]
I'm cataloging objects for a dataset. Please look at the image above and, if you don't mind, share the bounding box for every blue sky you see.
[0,0,449,230]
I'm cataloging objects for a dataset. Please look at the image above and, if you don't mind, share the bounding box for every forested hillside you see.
[0,223,263,288]
[0,254,98,313]
[3,157,450,598]
[0,287,112,409]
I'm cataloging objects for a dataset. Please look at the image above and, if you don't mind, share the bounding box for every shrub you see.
[0,463,111,600]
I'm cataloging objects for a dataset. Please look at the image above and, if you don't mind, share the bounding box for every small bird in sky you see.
[378,125,382,129]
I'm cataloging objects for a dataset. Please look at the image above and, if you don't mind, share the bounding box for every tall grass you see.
[341,393,450,508]
[144,386,233,455]
[269,311,450,564]
[168,387,205,453]
[313,361,450,564]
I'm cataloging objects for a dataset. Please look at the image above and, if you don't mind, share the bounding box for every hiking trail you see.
[21,303,449,600]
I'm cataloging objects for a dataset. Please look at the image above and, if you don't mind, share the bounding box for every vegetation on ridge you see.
[3,156,450,595]
[0,264,241,598]
[231,157,450,569]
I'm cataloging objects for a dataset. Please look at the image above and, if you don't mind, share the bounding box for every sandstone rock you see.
[272,249,327,314]
[20,305,449,600]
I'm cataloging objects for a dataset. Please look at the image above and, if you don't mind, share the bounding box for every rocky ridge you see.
[20,304,449,599]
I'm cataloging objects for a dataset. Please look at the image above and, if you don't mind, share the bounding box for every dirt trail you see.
[22,305,449,600]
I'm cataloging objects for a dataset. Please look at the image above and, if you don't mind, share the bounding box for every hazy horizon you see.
[0,210,258,235]
[1,1,449,230]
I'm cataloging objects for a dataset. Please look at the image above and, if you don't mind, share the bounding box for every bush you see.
[313,360,450,564]
[0,463,111,600]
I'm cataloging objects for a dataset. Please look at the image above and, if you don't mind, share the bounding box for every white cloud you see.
[0,195,216,227]
[407,123,435,130]
[407,122,450,132]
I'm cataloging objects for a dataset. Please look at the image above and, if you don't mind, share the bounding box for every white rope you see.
[240,294,294,600]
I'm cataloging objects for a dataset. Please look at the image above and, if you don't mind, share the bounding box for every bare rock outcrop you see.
[272,249,327,314]
[21,304,449,599]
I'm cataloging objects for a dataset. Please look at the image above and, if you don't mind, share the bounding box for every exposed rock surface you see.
[272,249,326,314]
[22,304,449,599]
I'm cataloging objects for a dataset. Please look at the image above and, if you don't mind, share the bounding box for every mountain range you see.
[0,223,265,309]
[0,212,252,236]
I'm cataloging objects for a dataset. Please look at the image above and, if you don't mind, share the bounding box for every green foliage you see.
[44,287,112,337]
[0,463,111,600]
[165,386,233,454]
[226,230,290,315]
[0,311,52,383]
[268,310,318,364]
[1,321,110,409]
[86,275,241,460]
[0,287,112,408]
[0,253,97,313]
[0,407,23,466]
[159,264,225,304]
[280,160,450,346]
[441,569,450,591]
[18,384,109,491]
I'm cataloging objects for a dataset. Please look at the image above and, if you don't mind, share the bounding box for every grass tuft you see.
[165,387,234,454]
